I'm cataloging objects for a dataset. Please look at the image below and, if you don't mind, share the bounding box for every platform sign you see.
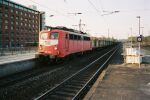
[137,35,142,42]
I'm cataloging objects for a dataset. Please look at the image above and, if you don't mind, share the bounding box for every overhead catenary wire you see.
[28,0,80,26]
[87,0,110,33]
[29,0,65,16]
[87,0,102,14]
[98,0,105,12]
[120,9,150,13]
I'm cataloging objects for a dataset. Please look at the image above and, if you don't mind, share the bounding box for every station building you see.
[0,0,45,48]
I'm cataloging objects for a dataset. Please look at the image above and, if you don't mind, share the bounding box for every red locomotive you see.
[37,27,92,60]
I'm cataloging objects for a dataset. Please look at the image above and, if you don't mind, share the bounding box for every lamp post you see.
[108,29,110,38]
[130,27,133,47]
[141,27,144,35]
[137,16,141,35]
[141,27,144,46]
[136,16,141,68]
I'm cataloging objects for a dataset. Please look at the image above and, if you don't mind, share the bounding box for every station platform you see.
[84,63,150,100]
[0,52,37,78]
[0,52,36,65]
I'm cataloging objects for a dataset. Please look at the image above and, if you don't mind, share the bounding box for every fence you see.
[0,47,37,56]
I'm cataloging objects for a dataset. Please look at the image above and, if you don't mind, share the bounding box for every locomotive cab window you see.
[50,32,58,39]
[40,33,48,40]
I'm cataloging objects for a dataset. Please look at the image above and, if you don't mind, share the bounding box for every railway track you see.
[0,46,113,88]
[0,61,67,88]
[0,67,63,88]
[34,45,119,100]
[0,45,119,100]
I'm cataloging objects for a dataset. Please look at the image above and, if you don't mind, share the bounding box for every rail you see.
[73,46,118,100]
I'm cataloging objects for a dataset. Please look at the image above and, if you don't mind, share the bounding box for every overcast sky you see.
[12,0,150,39]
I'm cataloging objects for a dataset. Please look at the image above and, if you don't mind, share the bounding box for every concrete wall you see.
[0,59,35,78]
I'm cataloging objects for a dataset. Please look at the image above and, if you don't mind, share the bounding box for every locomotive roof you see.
[44,26,87,35]
[41,29,90,37]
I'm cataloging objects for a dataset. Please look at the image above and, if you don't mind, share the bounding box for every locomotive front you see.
[38,31,59,58]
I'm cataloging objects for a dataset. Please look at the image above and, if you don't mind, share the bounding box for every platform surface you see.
[84,64,150,100]
[0,52,36,65]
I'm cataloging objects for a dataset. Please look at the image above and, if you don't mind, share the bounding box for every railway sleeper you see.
[75,75,90,79]
[81,73,93,76]
[55,91,75,97]
[71,81,85,85]
[73,77,89,81]
[67,83,84,88]
[71,80,86,83]
[71,79,88,84]
[79,77,91,81]
[49,94,71,100]
[65,84,82,90]
[61,88,78,93]
[70,81,85,85]
[82,75,92,79]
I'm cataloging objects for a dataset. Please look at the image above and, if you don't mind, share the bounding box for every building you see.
[28,5,37,10]
[28,5,45,31]
[40,11,45,31]
[0,0,40,48]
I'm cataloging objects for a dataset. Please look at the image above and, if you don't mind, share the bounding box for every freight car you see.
[91,37,115,49]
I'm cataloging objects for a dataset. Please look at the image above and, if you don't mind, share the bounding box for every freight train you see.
[36,27,116,61]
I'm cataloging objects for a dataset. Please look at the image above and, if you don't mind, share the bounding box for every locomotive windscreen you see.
[50,32,58,39]
[40,33,48,40]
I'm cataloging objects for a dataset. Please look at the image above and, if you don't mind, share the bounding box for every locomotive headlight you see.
[54,46,57,50]
[39,45,42,50]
